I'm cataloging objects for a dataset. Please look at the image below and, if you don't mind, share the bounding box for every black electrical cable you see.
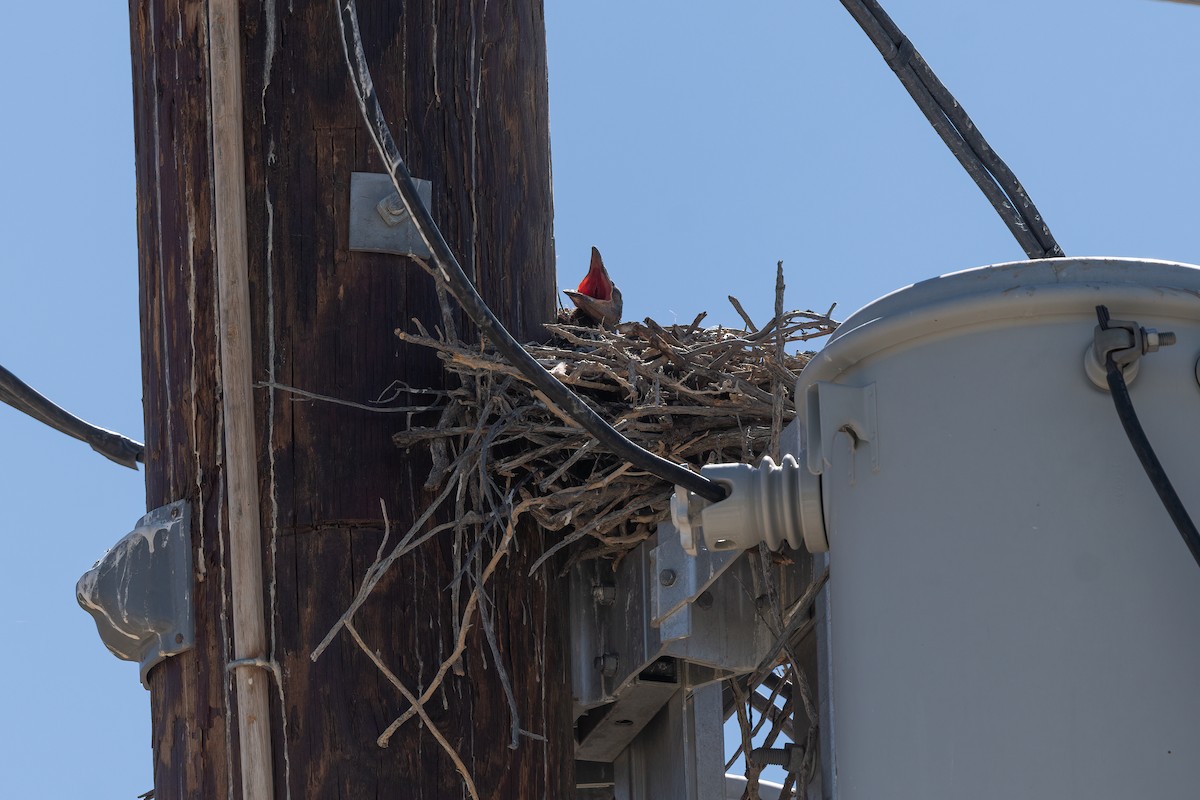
[332,0,727,504]
[840,0,1063,260]
[0,363,143,469]
[1095,306,1200,571]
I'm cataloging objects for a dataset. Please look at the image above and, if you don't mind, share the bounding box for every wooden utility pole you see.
[132,1,570,796]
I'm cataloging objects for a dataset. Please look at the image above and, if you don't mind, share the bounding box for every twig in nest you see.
[728,295,759,332]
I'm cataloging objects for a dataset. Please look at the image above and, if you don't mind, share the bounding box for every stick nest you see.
[394,271,837,570]
[308,266,835,793]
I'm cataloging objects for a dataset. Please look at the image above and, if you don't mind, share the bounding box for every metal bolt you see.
[1142,327,1177,353]
[658,569,677,587]
[376,192,411,227]
[755,594,771,610]
[695,591,714,610]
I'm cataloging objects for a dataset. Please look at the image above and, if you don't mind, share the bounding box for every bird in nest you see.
[562,246,623,327]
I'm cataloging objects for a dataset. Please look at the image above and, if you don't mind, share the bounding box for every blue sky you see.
[1,1,1197,796]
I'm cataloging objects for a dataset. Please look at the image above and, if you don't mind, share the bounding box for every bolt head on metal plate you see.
[348,172,433,258]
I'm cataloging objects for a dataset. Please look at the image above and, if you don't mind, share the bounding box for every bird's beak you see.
[562,289,594,310]
[563,286,623,326]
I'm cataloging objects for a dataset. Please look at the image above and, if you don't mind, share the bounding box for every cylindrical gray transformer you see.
[797,258,1200,799]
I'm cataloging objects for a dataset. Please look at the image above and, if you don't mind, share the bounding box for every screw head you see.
[658,569,677,587]
[695,591,714,610]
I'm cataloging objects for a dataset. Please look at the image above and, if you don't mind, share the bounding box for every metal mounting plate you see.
[76,500,194,688]
[651,521,740,626]
[571,522,788,718]
[348,171,433,258]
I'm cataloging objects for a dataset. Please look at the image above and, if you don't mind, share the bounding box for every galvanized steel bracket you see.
[570,526,803,760]
[805,381,878,475]
[651,528,740,627]
[348,172,433,258]
[76,500,194,688]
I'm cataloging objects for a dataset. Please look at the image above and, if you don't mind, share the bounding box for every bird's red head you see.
[575,246,613,301]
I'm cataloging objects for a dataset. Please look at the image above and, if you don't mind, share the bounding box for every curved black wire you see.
[1096,306,1200,570]
[0,363,143,469]
[840,0,1063,260]
[332,0,727,503]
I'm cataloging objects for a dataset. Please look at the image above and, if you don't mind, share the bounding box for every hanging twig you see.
[344,621,481,800]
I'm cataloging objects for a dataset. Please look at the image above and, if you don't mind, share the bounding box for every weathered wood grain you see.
[134,0,567,797]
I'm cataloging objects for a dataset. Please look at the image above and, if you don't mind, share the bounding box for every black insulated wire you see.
[0,362,144,469]
[1095,306,1200,571]
[840,0,1063,260]
[333,0,728,504]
